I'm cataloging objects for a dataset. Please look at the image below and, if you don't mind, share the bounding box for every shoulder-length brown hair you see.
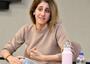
[29,0,58,31]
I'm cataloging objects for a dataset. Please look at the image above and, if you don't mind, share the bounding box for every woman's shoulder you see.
[55,20,62,28]
[20,23,34,31]
[22,23,33,28]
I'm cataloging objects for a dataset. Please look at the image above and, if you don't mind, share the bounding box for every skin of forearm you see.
[42,54,62,62]
[1,49,11,59]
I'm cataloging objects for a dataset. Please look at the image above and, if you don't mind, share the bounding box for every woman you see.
[0,0,80,64]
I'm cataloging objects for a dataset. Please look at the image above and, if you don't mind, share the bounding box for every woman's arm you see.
[41,54,62,62]
[0,49,22,64]
[56,23,81,61]
[27,48,62,62]
[0,49,11,59]
[0,24,29,64]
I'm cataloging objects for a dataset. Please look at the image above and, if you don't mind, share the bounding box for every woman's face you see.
[33,1,50,25]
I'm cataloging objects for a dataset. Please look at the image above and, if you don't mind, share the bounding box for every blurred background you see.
[0,0,90,64]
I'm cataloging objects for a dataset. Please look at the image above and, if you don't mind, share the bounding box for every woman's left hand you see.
[29,48,44,61]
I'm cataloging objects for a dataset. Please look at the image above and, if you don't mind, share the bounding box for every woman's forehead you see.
[37,1,49,8]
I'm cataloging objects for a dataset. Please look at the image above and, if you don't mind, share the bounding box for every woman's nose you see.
[41,11,45,16]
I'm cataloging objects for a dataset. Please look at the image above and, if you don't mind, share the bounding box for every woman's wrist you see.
[1,49,12,60]
[5,54,11,59]
[6,55,13,62]
[39,55,46,61]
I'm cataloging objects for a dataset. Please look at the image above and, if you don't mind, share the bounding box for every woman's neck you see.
[36,23,46,31]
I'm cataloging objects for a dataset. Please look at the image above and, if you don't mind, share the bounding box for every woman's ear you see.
[33,12,35,15]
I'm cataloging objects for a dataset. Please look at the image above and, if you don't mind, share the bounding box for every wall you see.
[0,0,90,63]
[60,0,90,61]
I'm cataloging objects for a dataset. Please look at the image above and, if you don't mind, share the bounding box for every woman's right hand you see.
[7,55,22,64]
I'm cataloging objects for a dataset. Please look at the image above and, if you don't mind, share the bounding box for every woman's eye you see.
[37,6,50,13]
[38,7,43,11]
[45,8,50,13]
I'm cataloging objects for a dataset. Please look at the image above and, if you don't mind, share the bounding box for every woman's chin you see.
[38,22,47,25]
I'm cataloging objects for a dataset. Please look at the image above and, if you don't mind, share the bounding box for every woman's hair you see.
[29,0,58,31]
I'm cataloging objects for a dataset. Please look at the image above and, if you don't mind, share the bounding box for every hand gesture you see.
[7,55,22,64]
[29,48,44,61]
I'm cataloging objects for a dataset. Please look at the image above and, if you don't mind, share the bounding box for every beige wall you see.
[60,0,90,61]
[0,0,90,63]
